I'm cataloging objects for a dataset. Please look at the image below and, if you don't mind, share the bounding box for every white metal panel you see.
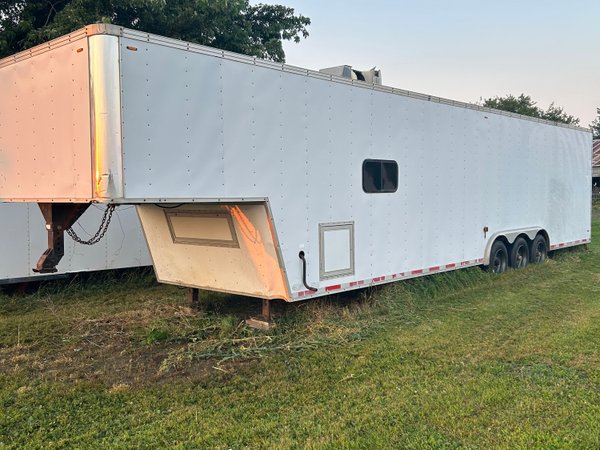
[104,205,152,268]
[119,37,225,199]
[0,38,93,201]
[270,72,311,290]
[323,230,351,272]
[0,204,31,279]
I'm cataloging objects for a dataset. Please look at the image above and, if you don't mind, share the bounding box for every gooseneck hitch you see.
[33,203,91,273]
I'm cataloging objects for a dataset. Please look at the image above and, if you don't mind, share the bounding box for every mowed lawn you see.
[1,218,599,449]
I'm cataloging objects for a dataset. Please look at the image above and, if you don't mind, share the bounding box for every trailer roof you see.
[593,140,600,167]
[0,24,591,134]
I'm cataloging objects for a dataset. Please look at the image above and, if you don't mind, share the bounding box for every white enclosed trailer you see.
[0,25,592,320]
[0,203,150,284]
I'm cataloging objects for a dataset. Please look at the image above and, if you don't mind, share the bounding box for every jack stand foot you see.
[188,287,200,309]
[245,299,275,330]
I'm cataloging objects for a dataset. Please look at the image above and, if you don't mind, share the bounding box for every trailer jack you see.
[33,203,90,273]
[245,299,275,330]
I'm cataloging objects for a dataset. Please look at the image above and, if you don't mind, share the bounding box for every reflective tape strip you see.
[550,238,590,250]
[290,243,593,301]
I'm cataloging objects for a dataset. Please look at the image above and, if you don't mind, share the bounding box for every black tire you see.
[488,240,508,274]
[530,234,548,264]
[510,237,529,269]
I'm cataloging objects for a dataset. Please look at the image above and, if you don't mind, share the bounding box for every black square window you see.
[362,159,398,193]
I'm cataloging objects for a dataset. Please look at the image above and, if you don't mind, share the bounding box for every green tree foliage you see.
[0,0,310,62]
[483,94,580,126]
[589,108,600,139]
[541,103,580,126]
[482,94,540,118]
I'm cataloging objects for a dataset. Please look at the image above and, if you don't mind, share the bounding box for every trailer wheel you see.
[488,240,508,273]
[530,234,548,264]
[509,237,529,269]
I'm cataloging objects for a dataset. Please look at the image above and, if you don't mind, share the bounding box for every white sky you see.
[274,0,600,126]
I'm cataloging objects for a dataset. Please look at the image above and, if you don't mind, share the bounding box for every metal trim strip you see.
[293,257,484,301]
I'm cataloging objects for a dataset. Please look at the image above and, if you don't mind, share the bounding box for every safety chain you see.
[66,205,116,245]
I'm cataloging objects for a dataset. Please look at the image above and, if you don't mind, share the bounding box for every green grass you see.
[1,220,599,449]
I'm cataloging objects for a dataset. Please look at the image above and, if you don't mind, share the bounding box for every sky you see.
[272,0,600,126]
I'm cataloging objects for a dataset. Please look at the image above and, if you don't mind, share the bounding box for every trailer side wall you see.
[116,37,591,298]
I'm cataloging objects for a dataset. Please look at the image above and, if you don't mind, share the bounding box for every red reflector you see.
[326,284,341,292]
[429,266,440,272]
[445,263,456,269]
[411,269,423,275]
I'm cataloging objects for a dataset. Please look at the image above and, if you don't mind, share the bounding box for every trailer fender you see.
[483,227,545,265]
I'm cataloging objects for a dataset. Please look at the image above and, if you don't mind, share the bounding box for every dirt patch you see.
[0,299,259,386]
[0,273,381,388]
[0,294,360,387]
[0,319,241,387]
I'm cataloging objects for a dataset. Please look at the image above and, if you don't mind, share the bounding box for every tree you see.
[482,94,540,118]
[0,0,310,62]
[482,94,580,126]
[590,108,600,139]
[539,103,579,126]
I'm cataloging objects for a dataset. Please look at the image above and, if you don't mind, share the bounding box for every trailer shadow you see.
[0,269,384,388]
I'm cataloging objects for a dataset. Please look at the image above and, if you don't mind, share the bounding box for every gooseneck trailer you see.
[0,25,592,323]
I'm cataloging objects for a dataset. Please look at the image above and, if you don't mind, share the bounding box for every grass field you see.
[1,218,599,449]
